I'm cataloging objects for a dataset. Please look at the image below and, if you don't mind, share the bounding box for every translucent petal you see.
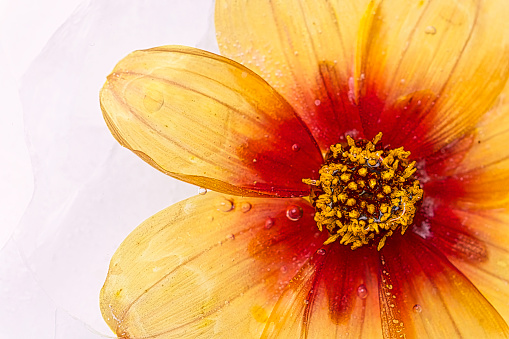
[261,244,382,339]
[422,80,509,209]
[358,0,509,158]
[215,0,371,152]
[100,193,324,338]
[424,206,509,324]
[379,233,509,338]
[100,46,323,197]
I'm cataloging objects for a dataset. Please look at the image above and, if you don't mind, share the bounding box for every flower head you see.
[99,0,509,338]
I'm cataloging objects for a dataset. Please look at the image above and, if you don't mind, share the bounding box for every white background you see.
[0,1,217,337]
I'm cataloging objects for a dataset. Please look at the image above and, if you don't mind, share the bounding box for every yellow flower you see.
[99,0,509,338]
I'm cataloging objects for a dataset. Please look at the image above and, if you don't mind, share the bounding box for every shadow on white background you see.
[0,1,217,337]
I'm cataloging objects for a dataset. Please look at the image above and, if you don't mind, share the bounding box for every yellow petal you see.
[100,192,324,338]
[100,46,323,197]
[215,0,371,152]
[359,0,509,156]
[261,244,382,338]
[379,233,509,338]
[431,208,509,325]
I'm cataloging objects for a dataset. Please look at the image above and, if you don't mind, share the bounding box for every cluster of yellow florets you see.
[303,133,423,250]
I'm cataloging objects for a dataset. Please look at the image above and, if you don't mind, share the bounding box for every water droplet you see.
[218,198,234,212]
[317,249,326,255]
[413,304,422,313]
[304,299,309,305]
[265,218,275,229]
[241,202,252,213]
[314,99,321,106]
[286,205,303,221]
[357,284,368,299]
[280,266,287,273]
[424,26,437,35]
[198,187,208,195]
[291,143,300,152]
[143,87,164,113]
[241,71,248,78]
[226,233,235,240]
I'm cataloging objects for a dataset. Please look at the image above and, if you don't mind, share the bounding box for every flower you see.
[99,0,509,338]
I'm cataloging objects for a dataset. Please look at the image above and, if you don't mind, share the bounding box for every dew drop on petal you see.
[304,300,309,305]
[226,233,235,240]
[198,187,208,195]
[314,99,321,106]
[317,249,326,255]
[424,26,437,35]
[280,266,287,273]
[143,88,164,113]
[292,143,300,152]
[241,202,252,213]
[357,284,368,299]
[413,304,422,313]
[286,205,302,221]
[218,198,234,212]
[265,218,275,229]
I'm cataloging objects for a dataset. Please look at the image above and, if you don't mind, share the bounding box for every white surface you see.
[0,1,217,338]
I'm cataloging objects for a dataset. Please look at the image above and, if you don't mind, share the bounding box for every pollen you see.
[303,133,423,250]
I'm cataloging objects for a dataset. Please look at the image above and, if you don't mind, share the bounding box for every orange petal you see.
[428,206,509,325]
[261,244,382,338]
[215,0,371,152]
[379,233,509,338]
[358,0,509,157]
[100,46,323,197]
[422,81,509,209]
[100,192,325,338]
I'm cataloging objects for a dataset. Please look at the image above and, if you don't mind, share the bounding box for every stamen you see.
[303,132,423,250]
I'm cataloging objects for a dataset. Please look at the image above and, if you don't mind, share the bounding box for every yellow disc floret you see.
[303,132,423,250]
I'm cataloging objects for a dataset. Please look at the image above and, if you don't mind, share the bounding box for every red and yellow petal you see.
[379,233,509,338]
[215,0,368,152]
[261,244,382,338]
[358,0,509,158]
[100,192,325,338]
[422,80,509,209]
[100,46,322,197]
[427,207,509,324]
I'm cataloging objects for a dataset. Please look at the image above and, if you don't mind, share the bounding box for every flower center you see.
[303,133,423,251]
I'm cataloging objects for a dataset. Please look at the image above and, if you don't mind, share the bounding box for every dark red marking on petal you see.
[422,174,467,205]
[421,205,488,263]
[308,62,365,149]
[248,199,326,280]
[379,232,508,338]
[359,85,444,160]
[419,132,475,179]
[239,117,323,197]
[358,83,386,141]
[321,244,379,325]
